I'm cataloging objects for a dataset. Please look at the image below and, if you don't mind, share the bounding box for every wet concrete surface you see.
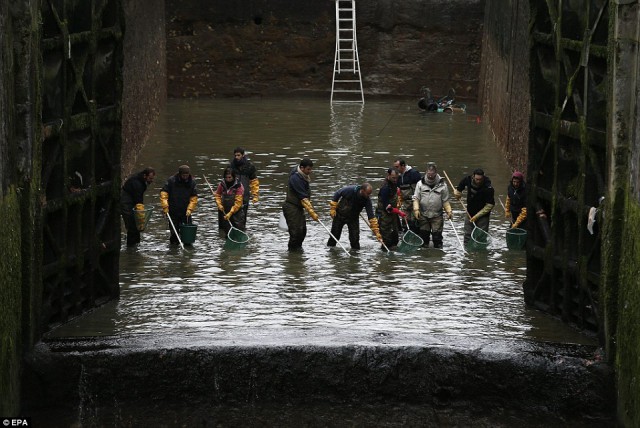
[23,330,615,427]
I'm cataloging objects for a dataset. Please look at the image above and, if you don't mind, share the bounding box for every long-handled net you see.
[133,206,154,231]
[467,225,490,251]
[506,227,527,250]
[227,223,250,244]
[398,218,423,251]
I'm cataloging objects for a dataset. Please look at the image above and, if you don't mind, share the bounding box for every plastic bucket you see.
[506,227,527,250]
[467,226,490,251]
[179,223,198,244]
[133,206,154,231]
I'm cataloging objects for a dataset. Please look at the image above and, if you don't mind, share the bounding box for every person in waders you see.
[393,158,421,231]
[505,171,527,229]
[376,167,405,251]
[327,182,382,250]
[412,163,453,248]
[214,167,245,236]
[454,168,495,244]
[229,147,259,219]
[282,158,318,251]
[160,165,198,245]
[121,167,155,247]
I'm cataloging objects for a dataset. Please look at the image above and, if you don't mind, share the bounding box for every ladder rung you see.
[332,90,362,93]
[333,80,361,83]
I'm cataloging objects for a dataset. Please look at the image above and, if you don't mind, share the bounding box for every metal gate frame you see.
[525,0,609,338]
[39,0,123,332]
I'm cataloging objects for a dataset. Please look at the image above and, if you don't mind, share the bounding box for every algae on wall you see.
[603,1,640,425]
[0,190,22,415]
[609,201,640,426]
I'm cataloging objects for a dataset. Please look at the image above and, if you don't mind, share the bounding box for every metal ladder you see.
[331,0,364,104]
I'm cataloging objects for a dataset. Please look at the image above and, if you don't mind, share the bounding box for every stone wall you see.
[603,3,640,426]
[165,0,485,99]
[121,0,166,177]
[477,0,529,174]
[0,0,41,415]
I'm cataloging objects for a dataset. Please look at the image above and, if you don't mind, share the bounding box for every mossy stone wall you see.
[0,190,23,415]
[604,2,640,425]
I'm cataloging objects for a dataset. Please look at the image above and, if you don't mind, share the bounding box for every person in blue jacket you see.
[327,183,382,249]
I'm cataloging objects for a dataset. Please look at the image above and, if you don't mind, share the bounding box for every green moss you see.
[615,198,640,426]
[0,188,23,414]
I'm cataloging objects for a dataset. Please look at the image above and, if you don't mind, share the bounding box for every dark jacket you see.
[161,174,198,217]
[376,179,399,217]
[121,172,148,214]
[456,176,495,216]
[229,156,257,204]
[333,185,375,220]
[285,167,311,207]
[508,182,527,214]
[397,166,422,195]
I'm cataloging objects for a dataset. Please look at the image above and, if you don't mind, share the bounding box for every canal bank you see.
[22,332,615,427]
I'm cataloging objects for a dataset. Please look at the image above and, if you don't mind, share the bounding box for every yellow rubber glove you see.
[505,197,511,218]
[453,189,462,200]
[225,194,243,220]
[215,194,224,212]
[329,201,338,218]
[469,215,477,223]
[301,198,319,221]
[369,217,383,241]
[397,190,403,208]
[186,195,198,216]
[412,199,420,220]
[160,191,169,214]
[443,201,453,220]
[249,178,260,203]
[512,207,527,228]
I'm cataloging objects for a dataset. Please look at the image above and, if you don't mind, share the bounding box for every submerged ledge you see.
[23,331,615,427]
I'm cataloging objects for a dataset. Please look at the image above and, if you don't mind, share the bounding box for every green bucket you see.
[467,226,490,251]
[506,227,527,250]
[179,223,198,245]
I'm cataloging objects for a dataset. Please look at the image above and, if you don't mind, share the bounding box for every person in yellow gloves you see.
[505,171,527,229]
[121,167,155,247]
[412,163,453,248]
[327,182,381,250]
[453,168,494,244]
[229,147,259,220]
[282,158,317,251]
[160,165,198,245]
[214,167,245,236]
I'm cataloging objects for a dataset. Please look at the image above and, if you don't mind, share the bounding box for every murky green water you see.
[49,98,595,345]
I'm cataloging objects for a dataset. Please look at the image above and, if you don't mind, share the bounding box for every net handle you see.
[442,170,472,222]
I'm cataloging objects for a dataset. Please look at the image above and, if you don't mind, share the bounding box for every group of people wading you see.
[121,150,527,251]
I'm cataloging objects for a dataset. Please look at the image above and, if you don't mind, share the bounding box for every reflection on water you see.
[49,98,595,345]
